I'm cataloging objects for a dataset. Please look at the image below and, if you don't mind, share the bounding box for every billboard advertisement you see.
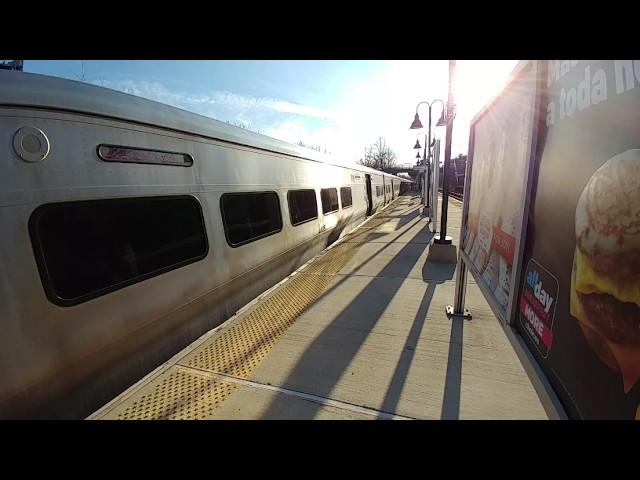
[515,60,640,419]
[461,61,538,321]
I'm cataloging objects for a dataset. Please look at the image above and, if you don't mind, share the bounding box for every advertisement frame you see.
[456,60,568,419]
[460,59,540,326]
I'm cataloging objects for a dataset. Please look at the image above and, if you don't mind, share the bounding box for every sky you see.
[24,60,519,168]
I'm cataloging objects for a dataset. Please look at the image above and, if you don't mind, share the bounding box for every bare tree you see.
[358,137,397,171]
[358,145,376,168]
[227,120,247,129]
[75,60,87,82]
[296,140,328,153]
[73,61,105,87]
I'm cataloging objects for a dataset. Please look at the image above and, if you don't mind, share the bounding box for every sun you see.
[454,60,519,116]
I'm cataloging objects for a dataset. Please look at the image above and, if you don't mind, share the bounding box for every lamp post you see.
[412,150,422,193]
[413,136,426,199]
[413,135,435,201]
[410,99,446,213]
[434,60,457,245]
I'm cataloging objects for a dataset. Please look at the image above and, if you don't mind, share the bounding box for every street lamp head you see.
[415,152,421,159]
[436,109,447,126]
[413,139,421,149]
[409,113,423,130]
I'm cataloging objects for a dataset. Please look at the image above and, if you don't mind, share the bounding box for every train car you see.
[0,71,409,418]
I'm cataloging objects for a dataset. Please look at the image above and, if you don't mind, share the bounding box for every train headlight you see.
[13,127,50,163]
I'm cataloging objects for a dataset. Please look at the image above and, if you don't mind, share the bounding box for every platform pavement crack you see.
[173,364,416,420]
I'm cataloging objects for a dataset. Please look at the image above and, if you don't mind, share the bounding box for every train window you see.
[320,188,339,214]
[340,187,352,208]
[97,145,193,167]
[221,191,283,247]
[29,196,208,307]
[376,185,383,197]
[288,189,318,226]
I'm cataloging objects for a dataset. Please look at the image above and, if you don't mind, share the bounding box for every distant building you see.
[0,60,23,71]
[438,154,466,193]
[452,155,467,193]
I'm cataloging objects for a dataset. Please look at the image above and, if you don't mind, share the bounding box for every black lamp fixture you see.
[413,138,422,149]
[410,99,446,211]
[410,113,423,130]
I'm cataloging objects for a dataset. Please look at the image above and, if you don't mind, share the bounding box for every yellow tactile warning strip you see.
[93,199,415,419]
[338,227,382,245]
[115,370,237,420]
[182,270,338,376]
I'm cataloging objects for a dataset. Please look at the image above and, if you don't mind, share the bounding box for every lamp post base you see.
[446,305,472,320]
[433,234,452,245]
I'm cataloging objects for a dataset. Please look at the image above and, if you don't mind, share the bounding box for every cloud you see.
[91,61,519,166]
[93,80,334,125]
[95,80,185,108]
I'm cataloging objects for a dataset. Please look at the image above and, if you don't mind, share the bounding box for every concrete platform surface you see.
[89,194,548,420]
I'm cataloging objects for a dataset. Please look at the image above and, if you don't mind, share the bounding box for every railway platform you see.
[89,194,548,420]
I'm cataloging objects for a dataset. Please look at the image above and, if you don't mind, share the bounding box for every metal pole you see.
[452,255,468,313]
[435,60,456,245]
[426,133,431,210]
[432,140,439,233]
[446,62,471,322]
[425,106,432,209]
[422,164,426,204]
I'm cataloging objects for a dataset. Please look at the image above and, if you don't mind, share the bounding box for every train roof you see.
[0,70,408,181]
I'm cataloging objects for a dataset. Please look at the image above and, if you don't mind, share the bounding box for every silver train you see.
[0,71,409,418]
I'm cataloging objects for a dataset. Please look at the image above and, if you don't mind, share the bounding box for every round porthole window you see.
[13,127,50,162]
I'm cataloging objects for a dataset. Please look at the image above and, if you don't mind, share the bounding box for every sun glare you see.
[455,61,519,118]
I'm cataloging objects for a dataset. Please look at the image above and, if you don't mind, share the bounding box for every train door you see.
[391,179,395,200]
[382,176,387,204]
[365,174,373,216]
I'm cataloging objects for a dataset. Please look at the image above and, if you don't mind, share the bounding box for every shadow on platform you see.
[259,196,464,420]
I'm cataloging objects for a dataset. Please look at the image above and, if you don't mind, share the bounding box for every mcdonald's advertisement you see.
[516,60,640,419]
[462,61,537,317]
